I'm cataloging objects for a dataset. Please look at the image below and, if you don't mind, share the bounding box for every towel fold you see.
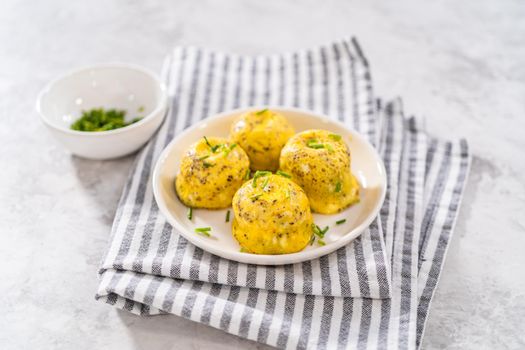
[96,37,470,349]
[99,39,391,299]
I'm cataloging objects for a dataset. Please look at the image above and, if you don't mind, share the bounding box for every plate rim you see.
[152,105,387,265]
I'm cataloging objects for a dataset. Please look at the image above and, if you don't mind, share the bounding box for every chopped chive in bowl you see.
[70,108,142,132]
[335,219,346,225]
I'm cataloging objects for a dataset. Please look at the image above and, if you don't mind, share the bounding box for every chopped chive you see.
[255,108,268,115]
[318,239,326,246]
[276,170,292,178]
[252,170,271,187]
[251,193,262,201]
[312,224,322,237]
[313,224,328,238]
[138,106,145,113]
[187,207,193,220]
[336,219,346,225]
[223,143,237,157]
[335,181,342,193]
[194,227,211,237]
[261,177,270,190]
[329,133,342,141]
[203,135,212,147]
[307,139,325,149]
[203,136,220,153]
[244,169,251,180]
[309,234,315,246]
[203,162,214,168]
[325,143,334,153]
[198,154,210,160]
[225,210,231,222]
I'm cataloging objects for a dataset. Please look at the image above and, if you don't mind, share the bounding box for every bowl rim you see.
[152,105,387,265]
[36,62,168,137]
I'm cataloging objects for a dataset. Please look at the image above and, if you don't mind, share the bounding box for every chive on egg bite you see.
[232,173,313,254]
[279,129,360,214]
[175,136,250,209]
[230,109,295,171]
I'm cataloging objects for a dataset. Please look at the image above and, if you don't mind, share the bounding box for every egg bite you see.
[175,136,250,209]
[232,173,313,254]
[279,129,360,214]
[230,109,294,171]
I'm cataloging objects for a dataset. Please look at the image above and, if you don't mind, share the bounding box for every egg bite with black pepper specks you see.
[279,129,360,214]
[232,173,313,254]
[230,109,295,171]
[175,136,250,209]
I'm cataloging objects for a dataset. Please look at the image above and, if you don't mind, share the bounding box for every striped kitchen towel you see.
[96,38,471,349]
[98,38,391,299]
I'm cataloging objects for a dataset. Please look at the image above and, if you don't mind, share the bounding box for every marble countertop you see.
[1,0,524,349]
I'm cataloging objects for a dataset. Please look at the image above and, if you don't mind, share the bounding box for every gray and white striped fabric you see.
[96,38,471,349]
[98,38,391,300]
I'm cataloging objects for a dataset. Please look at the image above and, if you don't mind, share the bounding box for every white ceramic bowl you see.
[36,63,168,159]
[152,106,386,265]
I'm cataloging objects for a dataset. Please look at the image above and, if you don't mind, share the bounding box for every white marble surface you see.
[1,0,524,349]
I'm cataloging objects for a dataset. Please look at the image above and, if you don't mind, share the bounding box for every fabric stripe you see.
[95,37,470,350]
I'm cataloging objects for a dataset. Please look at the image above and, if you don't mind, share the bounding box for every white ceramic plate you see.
[152,107,386,265]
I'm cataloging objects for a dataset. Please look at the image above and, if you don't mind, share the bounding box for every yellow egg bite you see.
[175,136,250,209]
[232,173,313,254]
[230,109,294,171]
[279,129,360,214]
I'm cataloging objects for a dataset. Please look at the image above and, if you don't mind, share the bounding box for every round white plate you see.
[152,106,386,265]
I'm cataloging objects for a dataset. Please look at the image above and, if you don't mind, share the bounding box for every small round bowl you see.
[36,63,168,159]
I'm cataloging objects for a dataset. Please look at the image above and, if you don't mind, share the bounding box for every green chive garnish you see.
[203,136,220,153]
[244,169,251,180]
[307,139,325,149]
[309,234,315,246]
[336,219,346,225]
[195,227,211,237]
[276,170,292,178]
[335,181,342,193]
[203,162,214,168]
[252,170,271,187]
[329,134,342,141]
[318,239,326,246]
[225,210,231,222]
[255,108,268,115]
[325,143,334,153]
[251,193,262,201]
[313,224,328,238]
[261,177,270,190]
[187,207,193,220]
[223,143,237,157]
[198,154,210,160]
